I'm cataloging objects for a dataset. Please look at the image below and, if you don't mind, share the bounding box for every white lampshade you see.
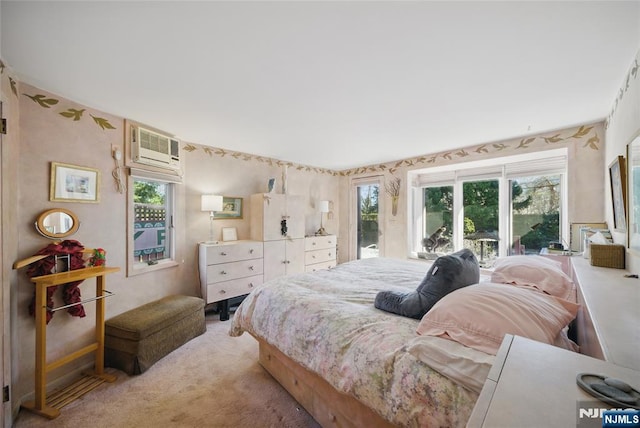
[201,194,223,212]
[318,200,330,213]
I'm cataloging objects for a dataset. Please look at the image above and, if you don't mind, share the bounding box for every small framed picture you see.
[222,227,238,242]
[50,162,100,203]
[214,196,243,219]
[267,178,276,193]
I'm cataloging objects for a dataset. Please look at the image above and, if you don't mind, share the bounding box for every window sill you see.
[127,259,178,277]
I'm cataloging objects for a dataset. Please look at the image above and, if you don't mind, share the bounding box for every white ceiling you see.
[2,1,639,170]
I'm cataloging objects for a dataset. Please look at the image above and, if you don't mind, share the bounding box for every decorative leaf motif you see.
[90,114,115,130]
[427,156,437,163]
[631,60,638,78]
[442,152,452,160]
[388,168,397,175]
[0,60,4,74]
[475,145,488,154]
[59,108,85,121]
[394,160,404,168]
[543,134,563,144]
[9,77,18,97]
[583,134,600,150]
[24,93,59,108]
[516,137,536,148]
[203,147,214,156]
[182,144,197,152]
[378,164,387,170]
[455,149,469,157]
[570,125,593,139]
[214,149,226,157]
[493,143,508,151]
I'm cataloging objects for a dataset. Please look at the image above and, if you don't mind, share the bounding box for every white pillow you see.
[490,255,576,302]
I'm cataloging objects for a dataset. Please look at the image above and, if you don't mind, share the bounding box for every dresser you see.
[250,193,305,281]
[304,235,337,272]
[198,240,264,320]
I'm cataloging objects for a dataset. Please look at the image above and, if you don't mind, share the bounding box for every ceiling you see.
[2,1,639,170]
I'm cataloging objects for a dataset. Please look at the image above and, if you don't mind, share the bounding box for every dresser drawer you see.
[304,235,336,251]
[305,260,337,273]
[206,259,264,283]
[205,241,263,264]
[304,248,336,265]
[206,274,264,303]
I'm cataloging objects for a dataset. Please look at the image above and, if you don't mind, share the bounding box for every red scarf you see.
[26,239,87,323]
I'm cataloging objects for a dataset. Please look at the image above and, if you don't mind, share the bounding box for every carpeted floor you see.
[13,312,320,428]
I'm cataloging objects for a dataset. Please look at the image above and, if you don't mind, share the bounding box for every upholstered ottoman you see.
[105,295,206,375]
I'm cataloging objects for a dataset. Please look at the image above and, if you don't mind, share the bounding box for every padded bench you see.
[105,295,206,375]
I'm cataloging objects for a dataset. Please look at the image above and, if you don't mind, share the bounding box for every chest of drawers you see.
[304,235,337,272]
[198,240,264,320]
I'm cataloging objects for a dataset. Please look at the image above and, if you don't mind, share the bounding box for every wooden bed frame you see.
[256,337,395,428]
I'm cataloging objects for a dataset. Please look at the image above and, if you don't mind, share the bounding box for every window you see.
[409,149,567,266]
[127,171,178,276]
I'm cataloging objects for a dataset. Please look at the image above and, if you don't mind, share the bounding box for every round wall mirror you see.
[35,208,80,239]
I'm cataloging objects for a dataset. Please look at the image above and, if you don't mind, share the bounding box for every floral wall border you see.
[339,124,600,177]
[1,59,117,131]
[605,48,639,130]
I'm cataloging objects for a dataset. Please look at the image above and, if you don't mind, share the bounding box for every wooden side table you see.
[468,335,640,427]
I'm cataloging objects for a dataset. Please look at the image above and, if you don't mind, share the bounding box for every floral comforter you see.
[229,258,480,427]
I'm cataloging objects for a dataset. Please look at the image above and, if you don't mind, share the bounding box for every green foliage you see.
[134,180,165,205]
[520,213,559,250]
[463,181,499,233]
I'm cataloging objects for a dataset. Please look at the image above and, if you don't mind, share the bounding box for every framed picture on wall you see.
[50,162,100,203]
[609,155,627,232]
[214,196,243,219]
[627,134,640,251]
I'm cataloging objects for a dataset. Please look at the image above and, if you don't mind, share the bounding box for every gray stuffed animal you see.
[374,248,479,319]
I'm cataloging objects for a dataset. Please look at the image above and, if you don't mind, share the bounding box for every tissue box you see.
[589,244,625,269]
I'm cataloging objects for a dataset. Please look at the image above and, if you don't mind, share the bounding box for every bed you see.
[229,256,579,427]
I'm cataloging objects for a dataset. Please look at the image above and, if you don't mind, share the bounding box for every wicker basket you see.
[589,244,625,269]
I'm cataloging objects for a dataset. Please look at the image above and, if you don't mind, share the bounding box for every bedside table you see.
[467,335,640,428]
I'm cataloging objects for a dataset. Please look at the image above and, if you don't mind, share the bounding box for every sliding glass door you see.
[352,177,384,259]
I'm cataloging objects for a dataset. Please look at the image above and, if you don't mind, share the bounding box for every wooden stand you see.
[20,266,120,419]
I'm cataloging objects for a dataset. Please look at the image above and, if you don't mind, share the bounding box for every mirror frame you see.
[35,208,80,239]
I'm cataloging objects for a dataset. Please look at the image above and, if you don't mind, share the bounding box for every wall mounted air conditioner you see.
[131,125,181,171]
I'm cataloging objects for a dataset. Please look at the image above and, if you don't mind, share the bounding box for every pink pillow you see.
[490,255,576,302]
[416,283,579,355]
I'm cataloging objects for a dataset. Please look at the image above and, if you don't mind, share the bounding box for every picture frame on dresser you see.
[627,134,640,251]
[608,155,627,232]
[222,227,238,242]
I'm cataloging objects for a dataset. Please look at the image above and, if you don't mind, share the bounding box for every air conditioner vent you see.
[131,125,181,171]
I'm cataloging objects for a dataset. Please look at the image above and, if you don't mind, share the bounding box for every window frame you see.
[126,170,179,277]
[408,148,568,259]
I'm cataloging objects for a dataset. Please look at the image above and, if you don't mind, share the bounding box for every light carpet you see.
[14,313,320,428]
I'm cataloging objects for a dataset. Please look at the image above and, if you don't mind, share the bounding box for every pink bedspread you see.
[229,258,483,427]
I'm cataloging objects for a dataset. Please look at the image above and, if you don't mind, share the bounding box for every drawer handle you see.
[249,266,254,271]
[220,290,226,294]
[220,252,227,256]
[249,249,254,254]
[220,270,227,275]
[248,283,254,288]
[328,252,332,256]
[312,242,316,246]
